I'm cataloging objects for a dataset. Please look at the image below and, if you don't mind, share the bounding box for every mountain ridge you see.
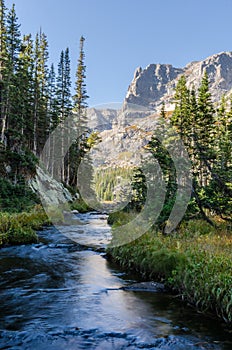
[88,51,232,167]
[124,51,232,112]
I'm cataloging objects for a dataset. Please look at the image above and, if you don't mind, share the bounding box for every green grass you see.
[107,214,232,325]
[0,205,50,246]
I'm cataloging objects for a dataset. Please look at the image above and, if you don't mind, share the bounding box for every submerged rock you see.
[122,281,166,293]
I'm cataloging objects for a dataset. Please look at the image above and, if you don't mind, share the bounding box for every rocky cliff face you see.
[125,64,183,108]
[184,52,232,101]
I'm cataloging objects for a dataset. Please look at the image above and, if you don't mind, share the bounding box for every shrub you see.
[0,178,39,213]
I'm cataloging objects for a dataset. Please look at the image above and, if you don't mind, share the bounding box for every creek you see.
[0,212,232,349]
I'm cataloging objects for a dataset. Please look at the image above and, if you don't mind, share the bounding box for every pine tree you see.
[216,95,231,171]
[56,47,72,121]
[37,31,49,154]
[73,36,88,115]
[5,4,22,147]
[32,33,40,154]
[63,47,72,184]
[47,63,59,131]
[32,31,49,155]
[64,48,72,114]
[69,36,89,187]
[0,0,8,144]
[6,4,21,71]
[170,75,216,224]
[46,63,59,176]
[195,71,215,162]
[188,88,198,160]
[55,48,72,182]
[207,95,232,216]
[16,34,34,149]
[56,50,65,117]
[171,75,191,143]
[0,0,7,83]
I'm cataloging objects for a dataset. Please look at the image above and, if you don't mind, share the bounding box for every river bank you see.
[107,214,232,327]
[0,197,93,247]
[0,206,50,246]
[1,211,232,350]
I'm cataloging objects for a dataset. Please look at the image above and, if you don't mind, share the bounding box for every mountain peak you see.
[124,51,232,111]
[125,62,183,107]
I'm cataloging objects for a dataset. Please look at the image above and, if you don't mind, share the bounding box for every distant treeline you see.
[94,167,133,202]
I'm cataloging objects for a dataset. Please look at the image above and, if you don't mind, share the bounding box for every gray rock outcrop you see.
[29,166,73,207]
[125,63,183,108]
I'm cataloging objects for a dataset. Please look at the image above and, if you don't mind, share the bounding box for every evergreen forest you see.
[0,0,90,212]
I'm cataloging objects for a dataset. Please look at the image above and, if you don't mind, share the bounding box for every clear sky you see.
[4,0,232,107]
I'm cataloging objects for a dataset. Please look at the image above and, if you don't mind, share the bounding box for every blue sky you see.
[5,0,232,107]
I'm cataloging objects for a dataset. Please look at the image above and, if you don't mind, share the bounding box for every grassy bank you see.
[0,205,50,246]
[0,197,93,247]
[107,214,232,325]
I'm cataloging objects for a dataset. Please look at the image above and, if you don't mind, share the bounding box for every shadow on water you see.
[0,212,232,349]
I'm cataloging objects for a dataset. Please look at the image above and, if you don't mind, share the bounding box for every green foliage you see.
[0,177,39,212]
[0,205,49,246]
[56,47,72,121]
[128,122,178,229]
[171,73,232,219]
[0,2,94,207]
[130,74,232,227]
[170,251,232,323]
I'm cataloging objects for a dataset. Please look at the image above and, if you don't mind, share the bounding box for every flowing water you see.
[0,212,232,349]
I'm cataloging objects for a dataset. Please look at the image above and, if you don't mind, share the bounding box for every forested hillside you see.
[0,0,89,211]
